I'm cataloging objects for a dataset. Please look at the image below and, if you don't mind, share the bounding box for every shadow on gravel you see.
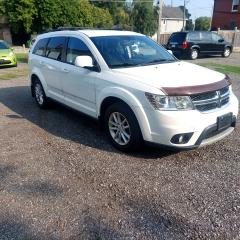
[0,217,35,240]
[9,180,64,198]
[0,86,176,159]
[0,164,16,181]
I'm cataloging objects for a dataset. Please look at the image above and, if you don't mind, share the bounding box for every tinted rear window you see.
[168,33,186,43]
[33,38,49,56]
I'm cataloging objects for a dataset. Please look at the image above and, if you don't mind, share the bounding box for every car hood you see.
[0,49,11,56]
[112,61,226,90]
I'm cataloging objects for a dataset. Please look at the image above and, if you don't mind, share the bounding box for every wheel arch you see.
[97,87,152,141]
[30,69,48,97]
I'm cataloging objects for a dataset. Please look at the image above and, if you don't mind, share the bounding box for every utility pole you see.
[171,0,173,7]
[157,0,163,43]
[183,0,186,31]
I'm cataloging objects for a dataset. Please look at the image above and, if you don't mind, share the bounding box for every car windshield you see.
[0,41,9,50]
[91,35,176,69]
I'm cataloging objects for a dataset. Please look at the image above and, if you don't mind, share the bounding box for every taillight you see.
[182,41,189,49]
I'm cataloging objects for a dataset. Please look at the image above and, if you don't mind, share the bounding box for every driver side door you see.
[61,37,99,118]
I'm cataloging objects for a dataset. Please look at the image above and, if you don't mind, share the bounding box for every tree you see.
[90,0,130,29]
[3,0,36,33]
[179,6,193,31]
[195,17,211,31]
[2,0,113,39]
[130,0,157,36]
[186,19,194,31]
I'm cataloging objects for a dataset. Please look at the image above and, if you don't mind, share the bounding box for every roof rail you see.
[42,26,124,34]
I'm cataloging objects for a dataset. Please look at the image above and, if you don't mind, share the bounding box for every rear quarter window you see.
[32,38,49,56]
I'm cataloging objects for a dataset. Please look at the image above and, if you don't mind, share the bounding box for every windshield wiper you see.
[110,63,140,68]
[146,59,175,64]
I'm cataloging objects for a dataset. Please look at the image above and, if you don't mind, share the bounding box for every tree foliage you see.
[2,0,113,34]
[195,17,211,31]
[131,0,157,36]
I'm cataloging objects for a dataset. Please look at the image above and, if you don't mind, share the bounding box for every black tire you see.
[32,79,49,109]
[104,102,143,152]
[190,48,199,60]
[222,47,231,58]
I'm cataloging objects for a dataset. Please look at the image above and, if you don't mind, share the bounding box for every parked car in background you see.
[29,29,238,151]
[166,31,233,60]
[0,40,17,67]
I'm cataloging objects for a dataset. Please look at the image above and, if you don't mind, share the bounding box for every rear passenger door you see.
[43,37,67,103]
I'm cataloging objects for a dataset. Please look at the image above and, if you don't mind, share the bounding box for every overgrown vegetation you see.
[199,63,240,75]
[0,0,159,44]
[16,53,28,63]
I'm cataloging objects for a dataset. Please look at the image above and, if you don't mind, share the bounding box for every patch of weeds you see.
[199,63,240,75]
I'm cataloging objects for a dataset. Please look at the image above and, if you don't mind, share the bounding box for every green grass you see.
[199,63,240,75]
[16,53,28,63]
[0,68,28,80]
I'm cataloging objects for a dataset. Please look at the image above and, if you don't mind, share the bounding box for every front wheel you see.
[33,80,49,109]
[104,102,142,151]
[222,47,231,58]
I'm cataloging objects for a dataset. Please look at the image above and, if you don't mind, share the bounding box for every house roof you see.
[162,6,186,19]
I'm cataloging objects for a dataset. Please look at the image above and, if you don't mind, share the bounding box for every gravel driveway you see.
[0,58,240,239]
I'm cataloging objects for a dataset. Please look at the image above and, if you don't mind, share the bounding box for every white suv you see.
[29,29,238,151]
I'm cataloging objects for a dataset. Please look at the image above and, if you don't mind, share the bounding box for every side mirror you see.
[218,39,224,43]
[75,55,93,68]
[167,50,173,55]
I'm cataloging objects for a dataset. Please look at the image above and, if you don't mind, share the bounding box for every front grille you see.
[191,86,230,112]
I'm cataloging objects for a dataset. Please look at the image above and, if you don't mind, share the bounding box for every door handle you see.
[62,68,70,73]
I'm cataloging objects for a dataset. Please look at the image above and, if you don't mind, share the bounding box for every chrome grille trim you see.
[191,86,230,112]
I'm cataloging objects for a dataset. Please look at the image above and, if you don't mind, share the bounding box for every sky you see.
[163,0,214,20]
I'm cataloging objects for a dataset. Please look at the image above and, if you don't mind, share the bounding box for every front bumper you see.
[0,55,17,67]
[140,93,238,149]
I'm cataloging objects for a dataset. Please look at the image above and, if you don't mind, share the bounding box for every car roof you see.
[38,29,143,39]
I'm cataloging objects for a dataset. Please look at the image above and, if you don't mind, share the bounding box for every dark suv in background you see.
[166,31,233,60]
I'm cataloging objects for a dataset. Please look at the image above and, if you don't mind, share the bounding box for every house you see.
[211,0,240,30]
[0,16,12,44]
[160,6,187,33]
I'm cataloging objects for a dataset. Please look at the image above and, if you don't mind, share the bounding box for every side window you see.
[45,37,66,61]
[188,32,200,41]
[201,32,212,41]
[66,37,92,65]
[32,38,49,56]
[212,33,222,42]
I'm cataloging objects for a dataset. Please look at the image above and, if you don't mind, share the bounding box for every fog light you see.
[171,133,193,144]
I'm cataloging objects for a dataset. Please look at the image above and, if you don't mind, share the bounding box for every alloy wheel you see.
[108,112,131,146]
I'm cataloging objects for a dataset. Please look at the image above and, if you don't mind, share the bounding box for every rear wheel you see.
[222,47,231,58]
[104,102,142,151]
[190,49,199,60]
[33,80,48,109]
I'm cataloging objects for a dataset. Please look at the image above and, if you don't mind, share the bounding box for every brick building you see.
[211,0,240,30]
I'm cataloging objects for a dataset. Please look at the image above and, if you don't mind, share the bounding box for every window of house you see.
[232,0,239,11]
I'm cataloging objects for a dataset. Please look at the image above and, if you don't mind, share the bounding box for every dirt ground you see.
[0,55,240,239]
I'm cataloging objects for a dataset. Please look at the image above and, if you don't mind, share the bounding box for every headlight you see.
[145,93,194,111]
[8,51,14,57]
